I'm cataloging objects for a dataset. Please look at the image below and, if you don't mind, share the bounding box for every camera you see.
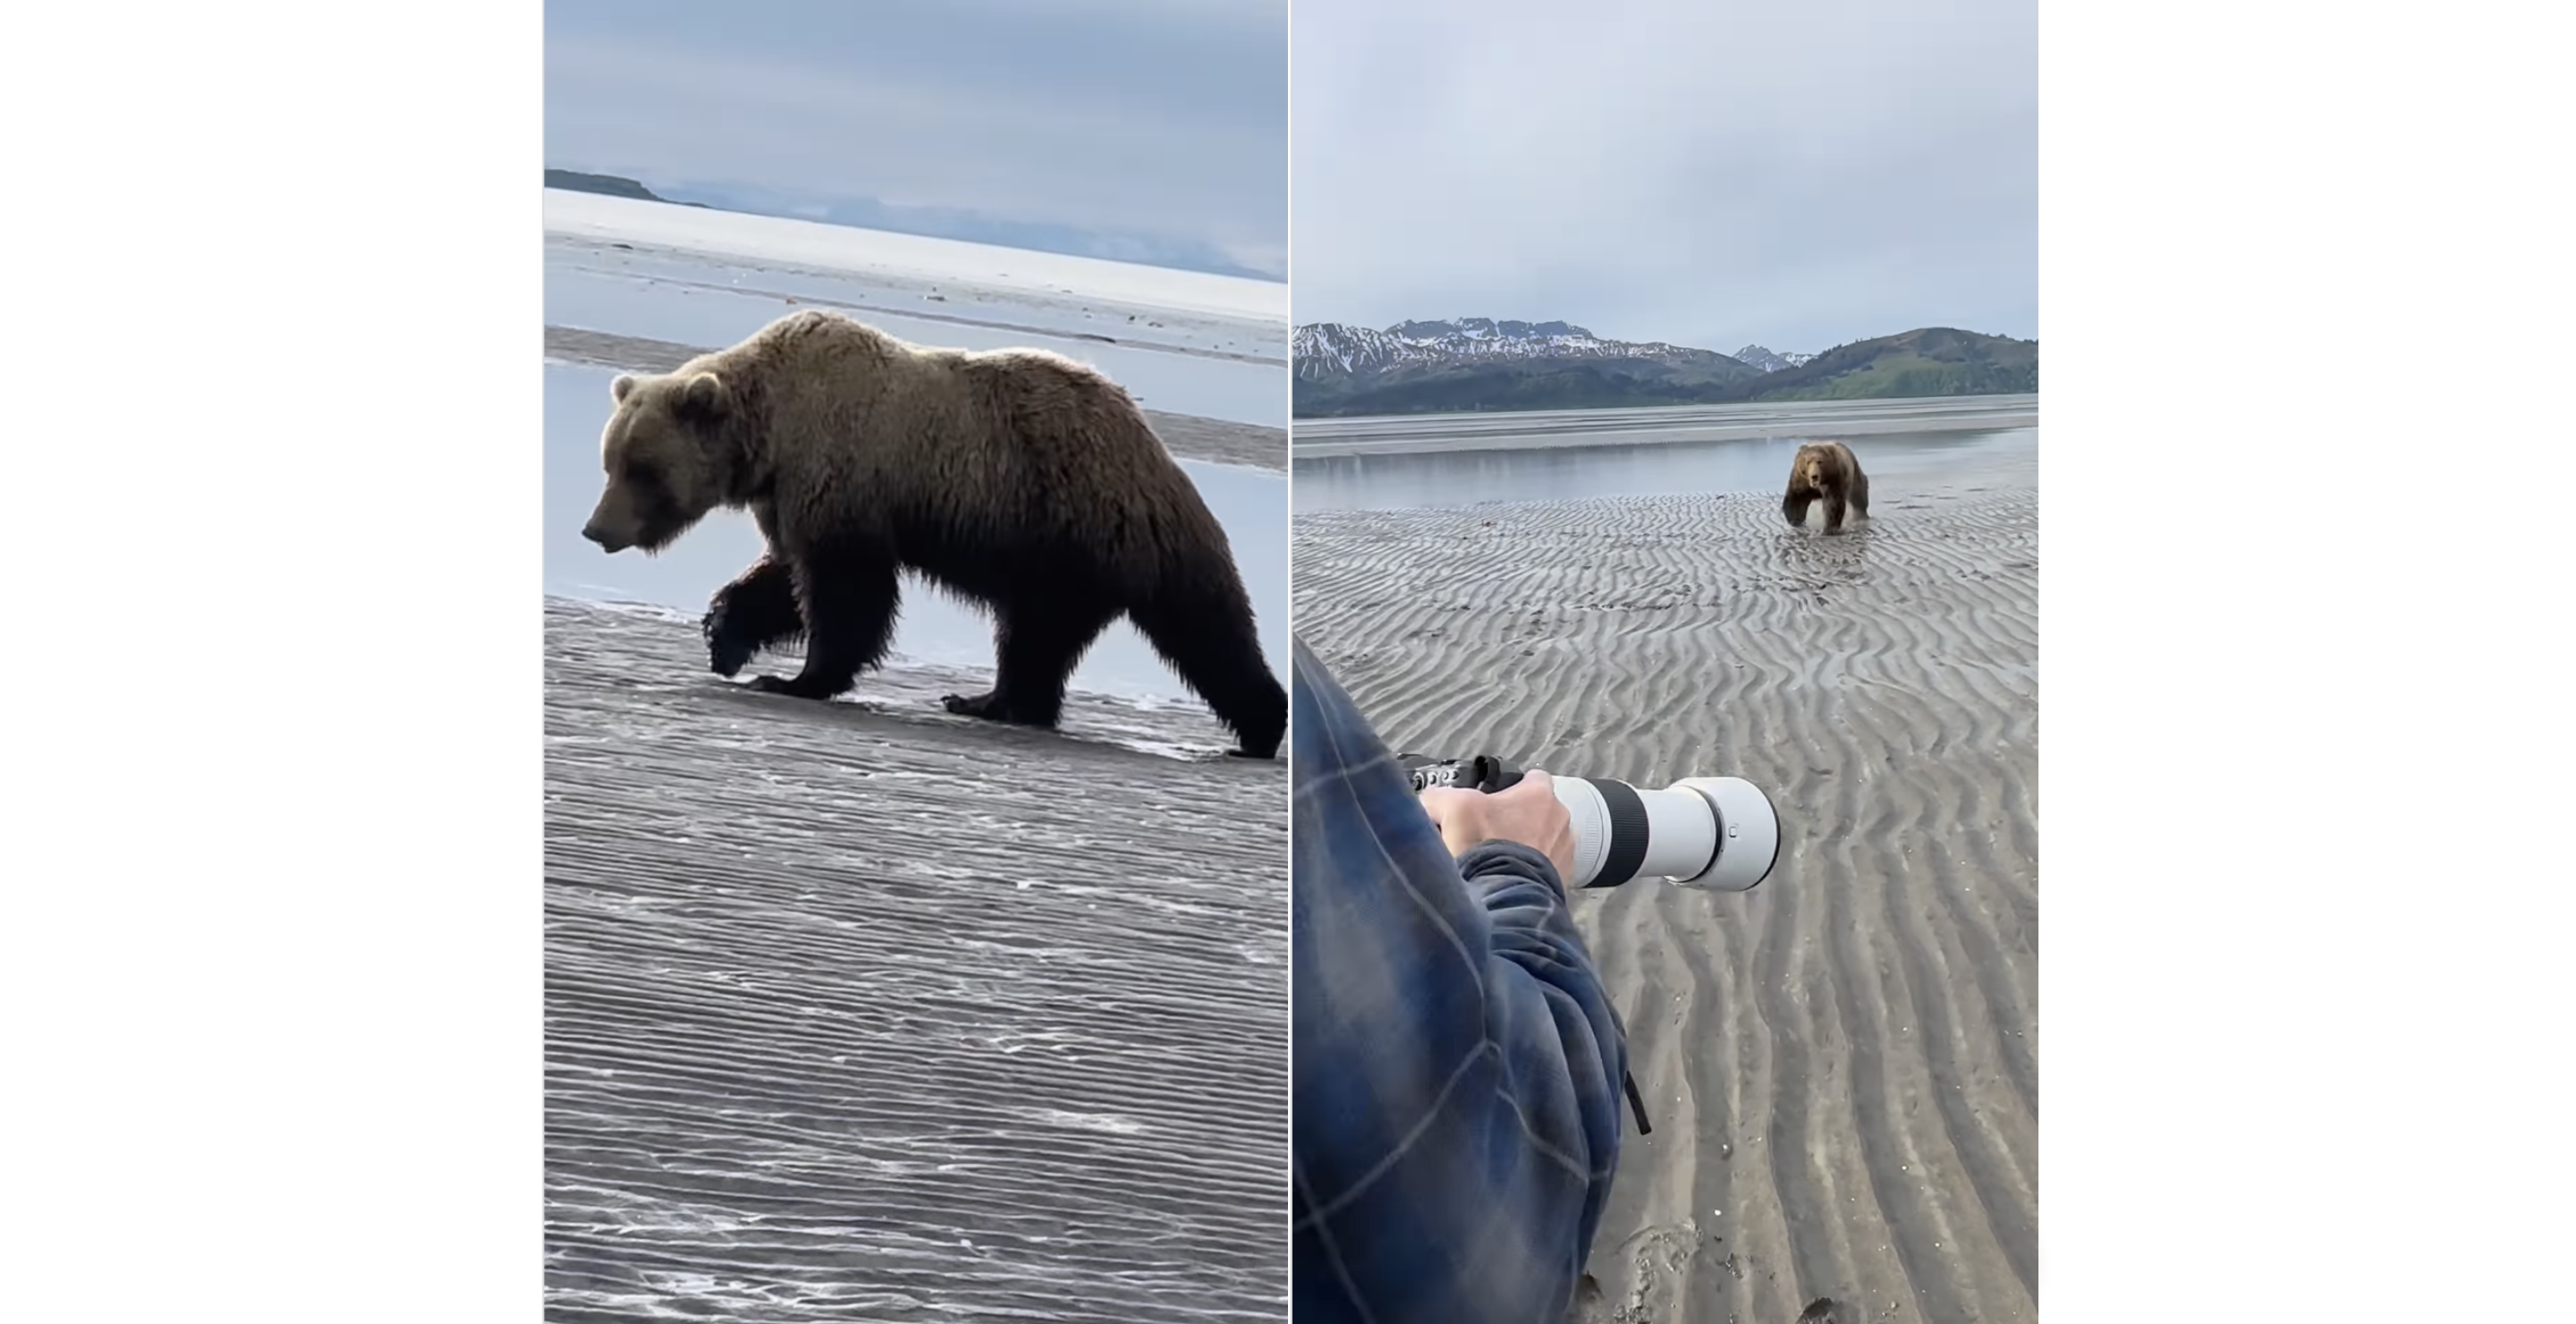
[1402,753,1781,894]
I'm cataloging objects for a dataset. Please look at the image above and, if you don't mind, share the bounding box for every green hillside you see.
[1294,355,1760,418]
[1710,327,2037,403]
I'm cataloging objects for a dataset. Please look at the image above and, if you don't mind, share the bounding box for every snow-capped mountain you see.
[1292,317,2033,418]
[1292,318,1752,381]
[1291,323,1415,378]
[1732,344,1817,373]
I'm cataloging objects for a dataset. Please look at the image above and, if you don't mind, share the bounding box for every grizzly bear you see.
[1781,439,1871,535]
[577,309,1287,760]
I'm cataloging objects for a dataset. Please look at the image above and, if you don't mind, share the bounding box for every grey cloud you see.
[1290,0,2036,352]
[547,0,1287,275]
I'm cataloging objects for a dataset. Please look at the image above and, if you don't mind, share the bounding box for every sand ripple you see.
[545,598,1288,1322]
[1293,471,2037,1324]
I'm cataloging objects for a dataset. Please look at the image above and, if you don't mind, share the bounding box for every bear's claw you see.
[746,673,830,699]
[942,691,1005,718]
[943,691,1059,729]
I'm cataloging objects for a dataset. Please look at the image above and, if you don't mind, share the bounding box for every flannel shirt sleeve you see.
[1290,639,1629,1324]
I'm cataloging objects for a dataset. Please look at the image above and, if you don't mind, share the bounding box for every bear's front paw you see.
[745,673,831,700]
[702,609,750,677]
[708,638,754,677]
[700,636,751,675]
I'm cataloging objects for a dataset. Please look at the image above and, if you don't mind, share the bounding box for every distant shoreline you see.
[1289,394,2038,460]
[545,166,1284,284]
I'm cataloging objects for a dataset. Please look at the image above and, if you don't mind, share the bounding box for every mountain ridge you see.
[1733,344,1816,373]
[1292,318,2034,417]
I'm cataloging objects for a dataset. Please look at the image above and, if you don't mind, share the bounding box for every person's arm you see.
[1290,641,1628,1324]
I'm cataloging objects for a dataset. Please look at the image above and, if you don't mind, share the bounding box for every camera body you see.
[1402,753,1782,894]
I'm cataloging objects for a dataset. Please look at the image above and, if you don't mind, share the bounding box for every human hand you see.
[1419,769,1579,888]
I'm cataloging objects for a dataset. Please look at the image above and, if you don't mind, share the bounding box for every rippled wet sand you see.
[543,598,1289,1322]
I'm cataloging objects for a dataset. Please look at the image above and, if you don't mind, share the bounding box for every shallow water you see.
[1292,426,2038,513]
[543,363,1288,700]
[545,235,1286,427]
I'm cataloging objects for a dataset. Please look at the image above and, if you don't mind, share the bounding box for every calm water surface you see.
[1292,427,2038,513]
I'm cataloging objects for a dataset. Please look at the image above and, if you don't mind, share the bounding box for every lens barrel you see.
[1550,776,1781,893]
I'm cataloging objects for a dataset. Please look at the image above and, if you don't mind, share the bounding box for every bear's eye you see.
[623,459,658,488]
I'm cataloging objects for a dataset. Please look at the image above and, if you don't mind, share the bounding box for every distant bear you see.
[1782,440,1871,535]
[578,309,1287,760]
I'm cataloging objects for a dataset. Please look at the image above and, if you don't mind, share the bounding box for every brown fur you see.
[1781,439,1871,535]
[579,309,1286,758]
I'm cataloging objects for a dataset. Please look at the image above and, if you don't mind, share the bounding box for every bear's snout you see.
[582,487,642,554]
[580,517,630,554]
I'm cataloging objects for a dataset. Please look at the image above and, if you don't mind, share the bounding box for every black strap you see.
[1589,778,1651,887]
[1623,1070,1652,1135]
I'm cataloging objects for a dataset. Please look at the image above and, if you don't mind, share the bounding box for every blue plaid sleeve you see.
[1290,639,1629,1324]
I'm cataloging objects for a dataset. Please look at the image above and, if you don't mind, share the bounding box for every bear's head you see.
[1794,446,1833,490]
[581,370,738,555]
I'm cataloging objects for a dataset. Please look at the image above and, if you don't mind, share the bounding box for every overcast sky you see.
[1291,0,2037,353]
[546,0,1288,277]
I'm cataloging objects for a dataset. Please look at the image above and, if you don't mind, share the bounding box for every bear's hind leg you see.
[704,555,804,677]
[942,597,1119,729]
[745,543,901,701]
[1129,574,1288,760]
[1850,471,1871,521]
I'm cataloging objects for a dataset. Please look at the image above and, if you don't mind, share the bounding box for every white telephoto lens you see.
[1543,772,1782,893]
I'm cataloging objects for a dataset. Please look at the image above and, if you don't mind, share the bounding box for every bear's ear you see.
[675,371,731,420]
[611,374,640,405]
